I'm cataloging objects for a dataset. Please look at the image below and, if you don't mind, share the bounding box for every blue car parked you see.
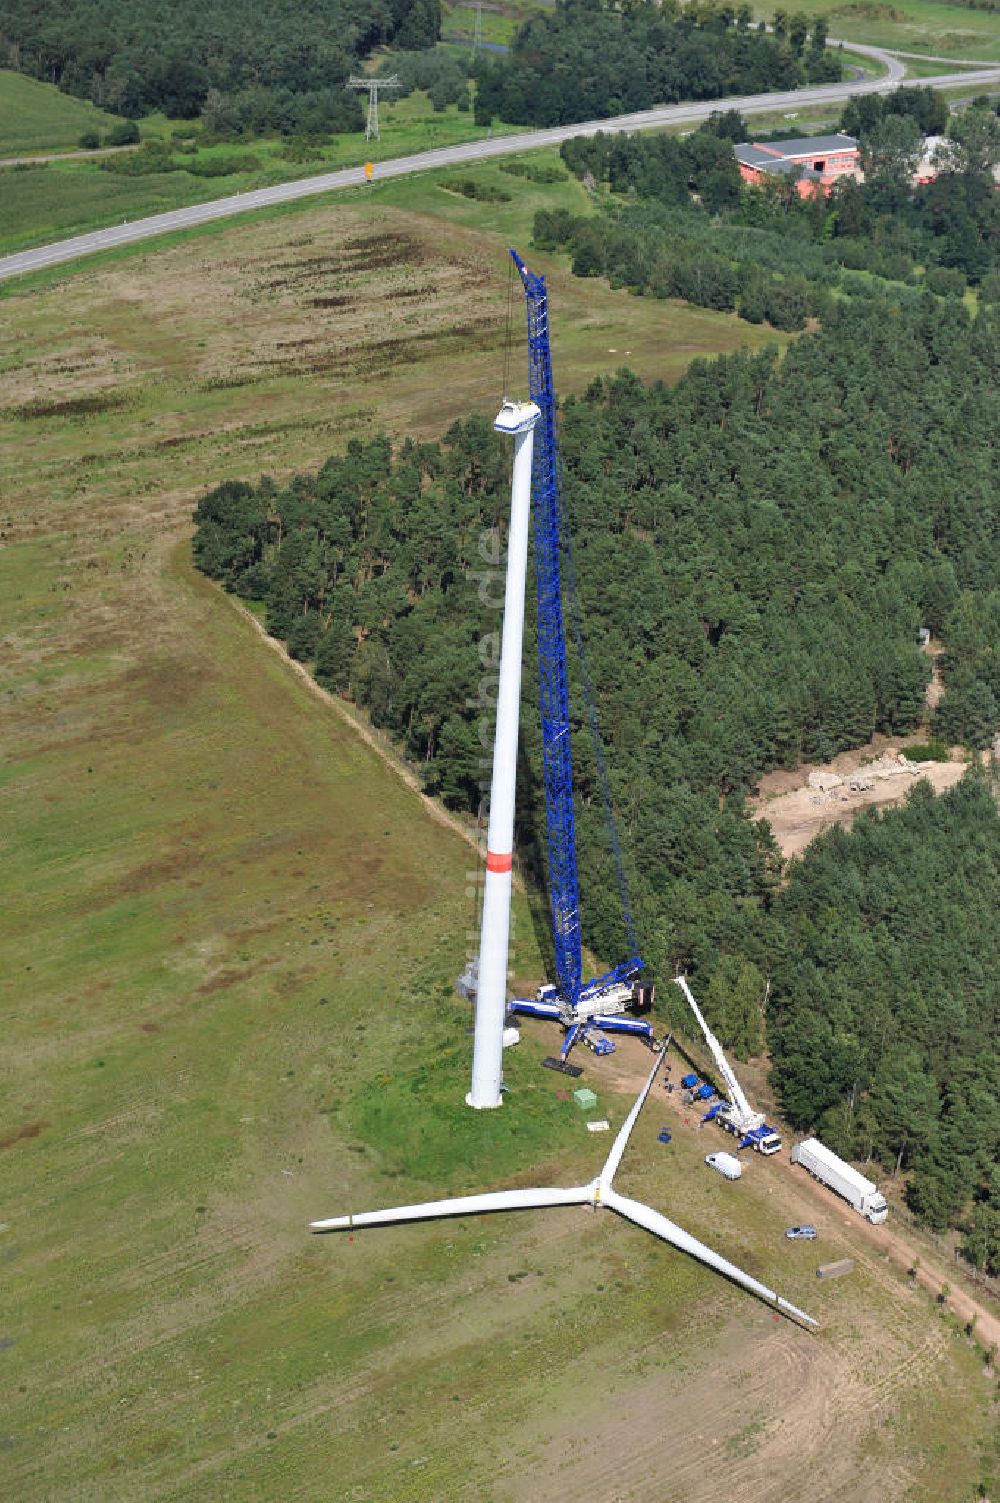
[785,1225,817,1240]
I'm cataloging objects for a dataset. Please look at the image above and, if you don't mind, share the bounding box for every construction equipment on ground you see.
[791,1138,888,1223]
[312,1049,817,1327]
[674,975,781,1154]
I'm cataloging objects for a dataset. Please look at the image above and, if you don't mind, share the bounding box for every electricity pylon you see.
[346,76,401,142]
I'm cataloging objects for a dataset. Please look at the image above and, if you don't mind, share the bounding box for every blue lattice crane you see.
[504,249,655,1068]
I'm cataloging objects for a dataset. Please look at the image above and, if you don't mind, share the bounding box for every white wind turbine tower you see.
[311,1045,818,1327]
[468,397,539,1109]
[312,398,817,1328]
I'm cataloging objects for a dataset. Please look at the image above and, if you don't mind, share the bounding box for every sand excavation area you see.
[751,743,966,859]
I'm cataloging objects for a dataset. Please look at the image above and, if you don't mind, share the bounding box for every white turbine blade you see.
[600,1046,666,1188]
[602,1187,819,1328]
[310,1183,594,1233]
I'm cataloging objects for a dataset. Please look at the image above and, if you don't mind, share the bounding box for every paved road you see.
[838,39,905,83]
[885,46,1000,65]
[3,51,999,284]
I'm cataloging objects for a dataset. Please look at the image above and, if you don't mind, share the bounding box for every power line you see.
[346,75,401,142]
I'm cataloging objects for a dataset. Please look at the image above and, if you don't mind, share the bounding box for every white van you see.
[706,1151,742,1180]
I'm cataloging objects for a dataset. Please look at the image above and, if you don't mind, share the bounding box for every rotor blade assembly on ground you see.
[311,1043,818,1326]
[601,1186,819,1328]
[310,1183,593,1233]
[599,1046,666,1188]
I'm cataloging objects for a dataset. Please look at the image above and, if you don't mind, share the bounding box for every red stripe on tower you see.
[486,851,513,874]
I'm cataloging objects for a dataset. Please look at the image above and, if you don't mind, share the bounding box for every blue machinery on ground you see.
[505,249,655,1067]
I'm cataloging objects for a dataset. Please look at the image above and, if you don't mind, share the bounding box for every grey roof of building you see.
[768,160,822,180]
[736,144,788,169]
[734,133,857,170]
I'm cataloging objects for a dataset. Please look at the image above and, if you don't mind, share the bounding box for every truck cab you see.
[744,1125,782,1156]
[718,1113,782,1155]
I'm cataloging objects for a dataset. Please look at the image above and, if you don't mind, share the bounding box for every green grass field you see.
[0,142,797,398]
[440,0,545,46]
[839,43,892,75]
[1,170,997,1499]
[6,16,1000,261]
[899,49,996,74]
[443,0,1000,59]
[0,69,125,157]
[0,92,526,257]
[773,0,1000,59]
[0,163,236,255]
[940,78,1000,99]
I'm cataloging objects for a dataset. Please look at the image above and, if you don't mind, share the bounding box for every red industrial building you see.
[734,133,860,198]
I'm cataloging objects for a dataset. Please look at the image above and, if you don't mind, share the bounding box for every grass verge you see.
[760,0,1000,60]
[0,92,523,257]
[0,69,125,157]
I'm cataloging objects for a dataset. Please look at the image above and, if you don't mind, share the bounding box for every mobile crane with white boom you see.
[674,975,781,1155]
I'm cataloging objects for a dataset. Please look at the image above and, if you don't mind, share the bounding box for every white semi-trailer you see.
[790,1137,888,1224]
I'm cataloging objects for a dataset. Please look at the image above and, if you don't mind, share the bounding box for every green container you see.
[573,1088,598,1110]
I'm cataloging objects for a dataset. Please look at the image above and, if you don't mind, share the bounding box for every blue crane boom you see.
[511,247,583,1008]
[508,248,653,1060]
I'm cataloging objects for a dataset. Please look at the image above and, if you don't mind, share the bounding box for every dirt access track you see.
[751,738,966,859]
[505,1030,996,1502]
[600,1038,1000,1353]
